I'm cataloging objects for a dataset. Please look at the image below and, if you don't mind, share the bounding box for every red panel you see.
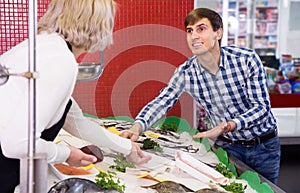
[95,45,187,118]
[0,0,50,54]
[92,0,195,125]
[270,94,300,108]
[114,0,193,30]
[129,81,182,118]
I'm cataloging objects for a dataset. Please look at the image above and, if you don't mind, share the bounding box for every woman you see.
[0,0,151,192]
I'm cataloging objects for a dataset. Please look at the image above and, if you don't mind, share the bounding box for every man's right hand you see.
[119,123,142,142]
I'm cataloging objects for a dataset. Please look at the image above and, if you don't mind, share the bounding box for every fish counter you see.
[15,117,285,193]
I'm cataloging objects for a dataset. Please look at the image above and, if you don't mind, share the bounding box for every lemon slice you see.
[107,126,120,135]
[81,164,95,171]
[144,131,160,139]
[137,173,166,182]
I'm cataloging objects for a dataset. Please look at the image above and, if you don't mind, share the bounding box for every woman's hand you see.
[126,142,151,165]
[66,146,97,167]
[120,123,142,142]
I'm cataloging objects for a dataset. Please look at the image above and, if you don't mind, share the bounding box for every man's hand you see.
[120,123,142,142]
[66,146,97,167]
[126,142,152,165]
[193,121,235,139]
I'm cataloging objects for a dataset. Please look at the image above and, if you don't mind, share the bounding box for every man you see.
[121,7,280,184]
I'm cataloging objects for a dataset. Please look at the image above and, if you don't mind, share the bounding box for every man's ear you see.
[216,27,223,41]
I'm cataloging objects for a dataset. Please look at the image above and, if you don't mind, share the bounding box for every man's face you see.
[186,18,222,56]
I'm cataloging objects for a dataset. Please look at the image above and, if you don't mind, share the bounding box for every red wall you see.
[0,0,195,126]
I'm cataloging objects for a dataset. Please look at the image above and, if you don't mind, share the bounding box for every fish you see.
[155,129,181,139]
[175,151,229,184]
[48,177,123,193]
[194,188,227,193]
[141,181,193,193]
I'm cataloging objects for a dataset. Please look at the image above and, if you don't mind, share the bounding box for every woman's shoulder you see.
[37,32,66,48]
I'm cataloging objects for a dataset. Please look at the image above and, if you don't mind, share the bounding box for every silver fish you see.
[48,178,123,193]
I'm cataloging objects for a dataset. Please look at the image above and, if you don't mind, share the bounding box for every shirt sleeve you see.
[0,34,75,163]
[232,51,272,131]
[63,98,132,155]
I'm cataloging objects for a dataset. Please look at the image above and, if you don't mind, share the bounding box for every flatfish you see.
[194,188,227,193]
[141,181,193,193]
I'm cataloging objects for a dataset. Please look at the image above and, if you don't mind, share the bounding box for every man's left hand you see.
[193,121,232,139]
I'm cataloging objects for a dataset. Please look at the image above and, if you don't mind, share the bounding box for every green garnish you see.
[95,170,126,192]
[219,181,246,193]
[160,122,178,132]
[215,163,234,178]
[109,154,135,173]
[142,138,163,152]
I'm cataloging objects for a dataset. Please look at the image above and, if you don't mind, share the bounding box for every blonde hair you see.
[38,0,116,52]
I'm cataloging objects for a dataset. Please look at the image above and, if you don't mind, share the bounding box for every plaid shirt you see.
[136,46,277,141]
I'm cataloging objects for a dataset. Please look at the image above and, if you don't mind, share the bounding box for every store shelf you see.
[221,0,279,49]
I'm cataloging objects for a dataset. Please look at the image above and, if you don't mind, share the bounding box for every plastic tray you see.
[49,163,99,180]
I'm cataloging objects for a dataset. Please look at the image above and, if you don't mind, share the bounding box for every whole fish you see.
[141,181,193,193]
[48,177,123,193]
[194,188,227,193]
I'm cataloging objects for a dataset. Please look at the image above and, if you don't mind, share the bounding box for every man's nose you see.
[191,30,200,39]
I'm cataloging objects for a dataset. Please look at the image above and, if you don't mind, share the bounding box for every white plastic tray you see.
[49,163,99,180]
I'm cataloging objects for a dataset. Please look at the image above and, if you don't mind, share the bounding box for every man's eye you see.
[186,29,193,34]
[196,27,205,33]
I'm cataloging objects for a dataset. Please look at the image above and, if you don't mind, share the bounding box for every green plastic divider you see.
[152,116,190,132]
[240,171,274,193]
[227,162,238,177]
[83,113,100,119]
[198,137,211,152]
[105,116,134,122]
[214,147,229,166]
[214,147,274,193]
[83,113,134,123]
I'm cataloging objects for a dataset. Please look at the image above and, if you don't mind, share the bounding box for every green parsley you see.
[109,154,135,173]
[95,170,125,192]
[160,122,178,132]
[142,138,163,152]
[215,163,234,178]
[220,181,247,193]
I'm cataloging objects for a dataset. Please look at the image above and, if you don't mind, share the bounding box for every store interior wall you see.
[278,0,300,58]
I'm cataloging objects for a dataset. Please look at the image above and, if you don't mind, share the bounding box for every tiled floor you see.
[277,145,300,193]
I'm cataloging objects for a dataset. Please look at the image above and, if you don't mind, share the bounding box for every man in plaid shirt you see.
[121,7,280,184]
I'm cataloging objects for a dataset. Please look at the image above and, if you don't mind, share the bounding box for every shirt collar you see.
[220,47,228,70]
[193,48,227,74]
